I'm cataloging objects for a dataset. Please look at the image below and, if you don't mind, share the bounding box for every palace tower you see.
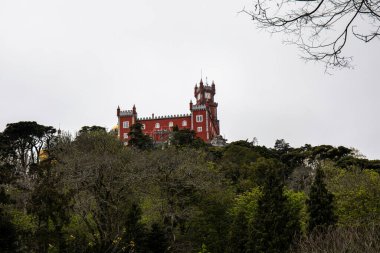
[117,79,220,144]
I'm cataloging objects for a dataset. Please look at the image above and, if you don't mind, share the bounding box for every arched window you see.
[155,123,160,129]
[182,120,187,127]
[169,121,174,127]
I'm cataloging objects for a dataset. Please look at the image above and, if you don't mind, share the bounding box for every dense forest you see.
[1,121,380,253]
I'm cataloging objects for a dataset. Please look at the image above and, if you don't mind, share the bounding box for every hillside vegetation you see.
[1,121,380,253]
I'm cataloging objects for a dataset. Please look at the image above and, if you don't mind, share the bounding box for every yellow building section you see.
[39,149,49,162]
[111,124,119,137]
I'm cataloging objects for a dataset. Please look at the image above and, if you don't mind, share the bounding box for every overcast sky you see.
[0,0,379,159]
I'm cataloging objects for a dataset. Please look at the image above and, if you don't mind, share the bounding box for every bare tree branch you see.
[242,0,380,69]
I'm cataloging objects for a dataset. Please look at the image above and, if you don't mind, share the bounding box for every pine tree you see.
[226,211,248,253]
[128,123,153,150]
[307,166,337,233]
[170,127,206,148]
[124,203,147,252]
[146,223,169,253]
[0,188,17,253]
[29,160,72,253]
[198,243,211,253]
[247,159,300,253]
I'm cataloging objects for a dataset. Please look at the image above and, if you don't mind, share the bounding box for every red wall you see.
[119,115,134,142]
[119,113,213,143]
[191,110,208,141]
[138,116,191,141]
[118,108,218,143]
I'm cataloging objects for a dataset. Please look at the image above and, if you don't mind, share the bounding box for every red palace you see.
[117,79,220,144]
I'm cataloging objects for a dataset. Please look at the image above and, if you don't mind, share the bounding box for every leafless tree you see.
[241,0,380,69]
[56,131,137,253]
[291,225,380,252]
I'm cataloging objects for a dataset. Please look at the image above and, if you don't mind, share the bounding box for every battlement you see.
[191,105,206,111]
[137,114,191,121]
[119,110,134,116]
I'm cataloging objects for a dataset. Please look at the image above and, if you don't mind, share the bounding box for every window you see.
[205,92,211,99]
[142,124,145,130]
[155,123,160,128]
[123,121,129,128]
[182,120,187,127]
[197,127,202,132]
[123,133,128,139]
[169,121,174,127]
[196,115,203,122]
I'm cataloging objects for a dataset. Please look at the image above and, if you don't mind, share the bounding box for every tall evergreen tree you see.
[226,211,248,253]
[170,126,206,148]
[124,203,147,252]
[0,188,17,253]
[29,160,72,253]
[198,243,211,253]
[247,159,300,253]
[307,165,337,233]
[0,160,17,252]
[128,123,154,150]
[146,223,169,253]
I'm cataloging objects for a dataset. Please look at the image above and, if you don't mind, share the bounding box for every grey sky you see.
[0,0,379,159]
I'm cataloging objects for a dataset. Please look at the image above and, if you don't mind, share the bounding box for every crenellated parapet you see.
[119,110,134,116]
[137,114,191,121]
[191,105,206,111]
